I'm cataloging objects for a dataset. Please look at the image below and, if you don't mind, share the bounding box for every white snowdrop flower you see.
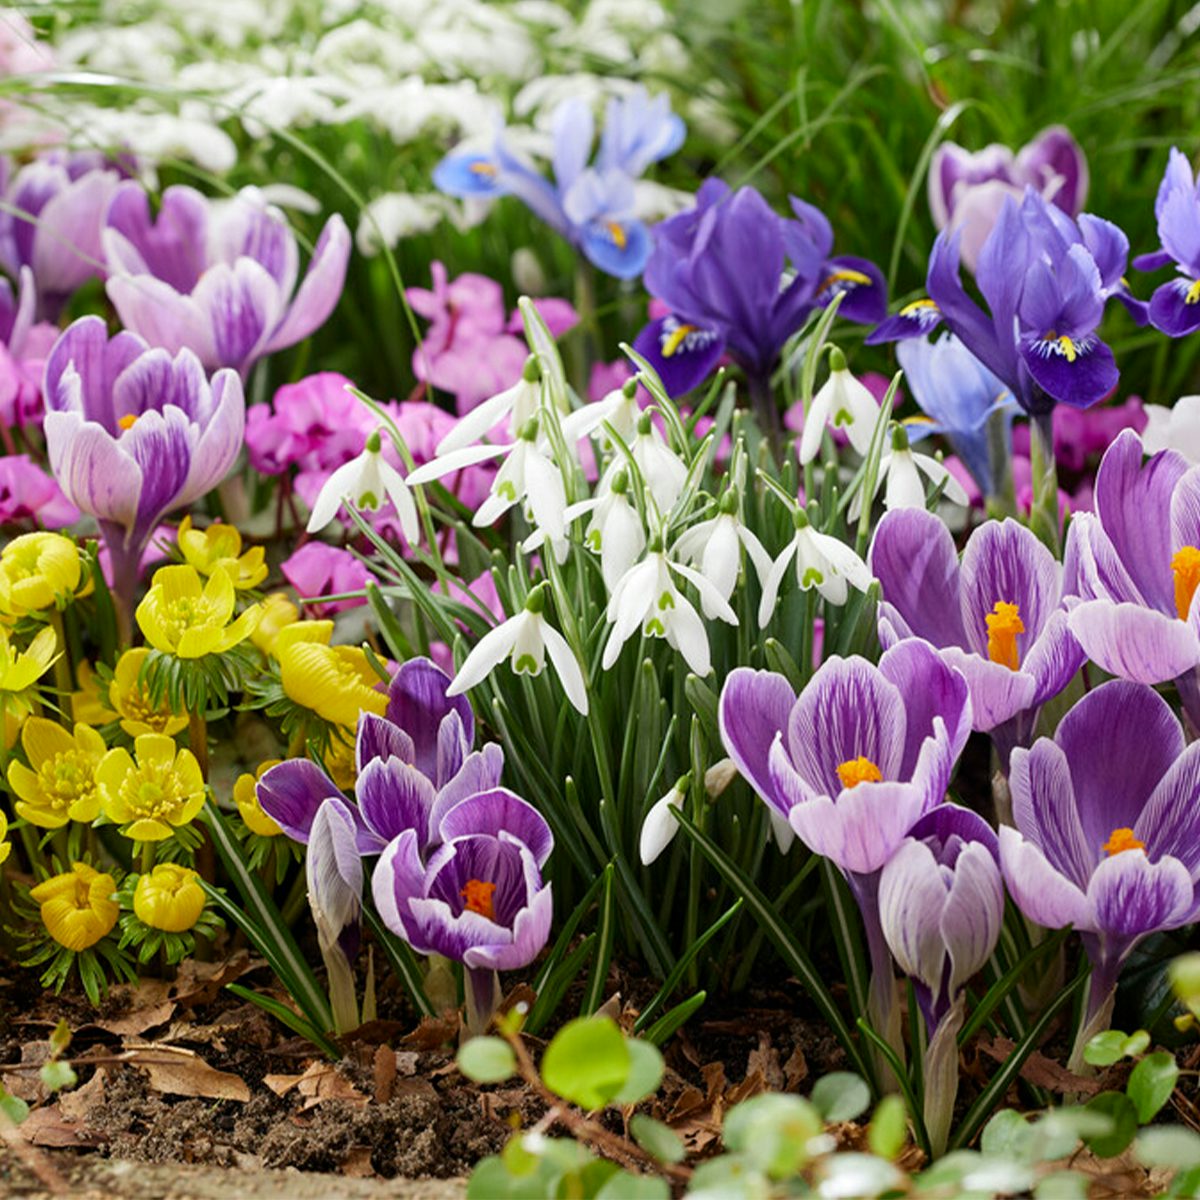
[673,494,771,616]
[639,774,690,865]
[612,411,687,515]
[555,469,646,590]
[849,424,969,519]
[1143,396,1200,463]
[704,758,738,798]
[799,348,882,465]
[758,508,873,626]
[356,193,451,256]
[257,184,322,215]
[603,545,737,676]
[306,429,419,544]
[560,376,642,449]
[633,180,695,222]
[448,586,588,714]
[435,357,542,455]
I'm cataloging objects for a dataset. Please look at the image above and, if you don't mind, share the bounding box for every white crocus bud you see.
[639,773,691,865]
[799,347,881,465]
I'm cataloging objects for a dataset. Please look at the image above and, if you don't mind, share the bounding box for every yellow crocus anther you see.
[7,718,106,829]
[177,516,268,591]
[1102,827,1146,857]
[96,733,206,842]
[461,879,497,920]
[31,863,119,951]
[277,639,387,728]
[233,759,284,837]
[985,601,1025,671]
[117,413,138,431]
[0,532,83,616]
[251,592,301,656]
[109,648,188,737]
[836,756,883,790]
[0,810,10,867]
[136,565,262,659]
[661,323,697,358]
[1172,546,1200,620]
[133,863,207,932]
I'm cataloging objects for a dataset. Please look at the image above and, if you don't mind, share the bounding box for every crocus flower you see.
[634,180,886,399]
[103,183,351,375]
[719,640,971,1056]
[435,88,681,279]
[0,456,78,529]
[1000,680,1200,1062]
[42,317,245,626]
[1142,395,1200,463]
[0,152,122,318]
[928,127,1088,272]
[880,803,1002,1152]
[879,189,1139,414]
[893,333,1015,497]
[1062,429,1200,724]
[870,508,1083,757]
[32,863,119,952]
[1134,148,1200,337]
[258,656,505,855]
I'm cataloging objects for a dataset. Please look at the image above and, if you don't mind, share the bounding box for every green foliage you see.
[457,1037,517,1085]
[541,1017,630,1110]
[810,1071,871,1123]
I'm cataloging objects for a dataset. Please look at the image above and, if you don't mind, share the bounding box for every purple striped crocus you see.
[103,183,350,376]
[1000,680,1200,1066]
[870,507,1083,762]
[41,316,244,636]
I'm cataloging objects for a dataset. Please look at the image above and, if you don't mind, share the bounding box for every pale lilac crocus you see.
[880,803,1002,1152]
[870,507,1083,762]
[41,316,244,639]
[1000,680,1200,1066]
[719,640,971,1057]
[103,183,350,375]
[1062,429,1200,726]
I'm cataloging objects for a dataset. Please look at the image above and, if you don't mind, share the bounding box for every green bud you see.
[718,490,738,515]
[521,356,541,383]
[637,411,654,435]
[673,772,693,794]
[517,415,540,441]
[524,583,548,614]
[890,422,910,451]
[622,377,639,399]
[828,346,847,373]
[1171,952,1200,1002]
[366,429,383,454]
[792,507,810,531]
[611,468,630,495]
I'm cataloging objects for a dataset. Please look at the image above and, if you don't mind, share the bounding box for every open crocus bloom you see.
[257,656,504,854]
[718,640,971,876]
[103,183,350,375]
[1000,680,1200,1029]
[870,507,1083,752]
[1064,429,1200,720]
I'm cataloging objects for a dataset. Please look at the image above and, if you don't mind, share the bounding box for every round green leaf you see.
[595,1173,669,1200]
[541,1017,630,1110]
[1083,1091,1138,1159]
[613,1039,664,1106]
[458,1036,517,1084]
[724,1093,823,1178]
[1034,1170,1089,1199]
[1127,1050,1179,1123]
[1137,1127,1200,1169]
[811,1071,871,1123]
[1083,1030,1129,1067]
[468,1153,562,1200]
[630,1114,685,1164]
[39,1061,77,1094]
[981,1108,1034,1161]
[868,1094,908,1160]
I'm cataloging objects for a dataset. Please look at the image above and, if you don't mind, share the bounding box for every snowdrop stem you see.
[984,404,1018,519]
[854,372,900,556]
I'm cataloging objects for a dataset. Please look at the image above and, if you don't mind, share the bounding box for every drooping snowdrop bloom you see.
[600,410,687,514]
[849,424,970,519]
[305,428,419,544]
[435,356,542,455]
[603,542,737,675]
[448,585,589,714]
[560,374,642,448]
[798,350,881,465]
[548,469,645,591]
[1000,681,1200,1065]
[719,641,972,1056]
[758,507,873,626]
[674,493,771,616]
[870,507,1082,760]
[639,774,690,865]
[1141,395,1200,463]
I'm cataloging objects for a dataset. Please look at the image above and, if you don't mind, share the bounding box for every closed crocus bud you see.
[134,864,206,932]
[639,774,690,865]
[31,863,119,951]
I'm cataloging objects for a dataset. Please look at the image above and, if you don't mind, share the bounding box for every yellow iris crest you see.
[177,517,268,591]
[133,863,207,932]
[136,565,262,659]
[233,759,285,837]
[110,648,187,737]
[251,592,301,655]
[6,717,106,829]
[96,733,206,842]
[0,532,84,616]
[278,639,387,728]
[31,862,119,951]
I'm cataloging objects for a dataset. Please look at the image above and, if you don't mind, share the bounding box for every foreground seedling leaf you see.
[1127,1051,1179,1123]
[811,1071,870,1123]
[458,1036,517,1084]
[541,1016,629,1110]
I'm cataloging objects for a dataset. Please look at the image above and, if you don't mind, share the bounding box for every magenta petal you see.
[1067,599,1200,684]
[718,667,796,819]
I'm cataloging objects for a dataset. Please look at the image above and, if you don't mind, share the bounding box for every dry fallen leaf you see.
[93,1001,177,1037]
[16,1103,105,1148]
[265,1060,367,1109]
[59,1067,107,1121]
[123,1044,250,1102]
[170,953,257,1007]
[373,1045,397,1104]
[341,1146,376,1177]
[402,1011,460,1049]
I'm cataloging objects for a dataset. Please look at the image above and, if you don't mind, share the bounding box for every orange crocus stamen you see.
[986,601,1024,671]
[1172,546,1200,620]
[117,414,138,431]
[1102,827,1146,857]
[461,879,497,920]
[836,756,883,790]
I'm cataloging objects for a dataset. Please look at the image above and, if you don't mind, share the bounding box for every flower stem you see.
[922,996,965,1157]
[464,966,500,1037]
[747,372,783,460]
[1028,410,1060,554]
[48,608,74,724]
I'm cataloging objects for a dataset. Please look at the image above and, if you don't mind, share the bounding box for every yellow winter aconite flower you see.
[136,565,262,659]
[31,863,119,951]
[251,592,300,655]
[71,661,115,726]
[233,759,284,837]
[325,733,357,792]
[0,810,10,867]
[133,863,206,932]
[96,733,206,841]
[7,718,106,828]
[278,635,387,728]
[0,532,83,616]
[177,516,268,590]
[109,648,187,737]
[0,625,57,747]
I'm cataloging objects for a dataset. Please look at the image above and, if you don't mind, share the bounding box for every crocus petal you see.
[999,825,1092,931]
[1067,599,1200,684]
[463,882,553,971]
[106,274,216,365]
[1087,850,1194,939]
[1009,739,1093,890]
[263,214,352,355]
[385,657,473,781]
[879,839,948,992]
[428,743,506,836]
[718,667,796,818]
[355,712,415,774]
[42,412,141,533]
[371,828,425,942]
[1136,741,1200,876]
[942,842,1005,994]
[356,755,437,848]
[436,787,553,868]
[937,646,1038,731]
[256,758,343,845]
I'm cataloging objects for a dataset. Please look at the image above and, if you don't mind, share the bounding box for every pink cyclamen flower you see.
[0,455,78,528]
[0,266,59,428]
[281,542,373,616]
